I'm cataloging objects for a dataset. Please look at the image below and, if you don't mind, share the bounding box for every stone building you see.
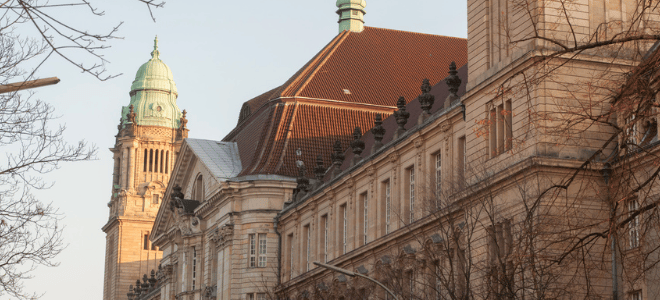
[118,0,660,299]
[103,37,188,300]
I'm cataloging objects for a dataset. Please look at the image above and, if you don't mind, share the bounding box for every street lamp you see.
[313,261,399,300]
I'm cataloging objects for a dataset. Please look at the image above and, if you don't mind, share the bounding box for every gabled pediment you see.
[151,138,241,241]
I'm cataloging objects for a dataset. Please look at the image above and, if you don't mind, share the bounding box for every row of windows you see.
[143,149,170,174]
[284,141,472,279]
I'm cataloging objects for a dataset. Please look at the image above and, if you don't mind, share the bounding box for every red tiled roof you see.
[224,27,467,177]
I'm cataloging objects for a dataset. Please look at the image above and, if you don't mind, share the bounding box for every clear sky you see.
[20,1,467,299]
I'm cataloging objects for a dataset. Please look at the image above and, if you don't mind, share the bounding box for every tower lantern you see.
[336,0,366,33]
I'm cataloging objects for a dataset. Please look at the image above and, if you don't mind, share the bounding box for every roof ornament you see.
[149,270,157,288]
[445,61,462,108]
[331,140,345,178]
[151,35,160,60]
[393,96,410,139]
[127,285,135,300]
[180,109,188,129]
[418,78,435,124]
[127,104,136,123]
[294,148,309,201]
[117,116,124,135]
[177,109,189,140]
[134,280,142,297]
[169,185,185,212]
[351,126,365,166]
[371,113,385,154]
[141,274,150,293]
[314,154,326,186]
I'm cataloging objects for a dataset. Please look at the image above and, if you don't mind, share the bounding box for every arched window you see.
[154,150,159,173]
[149,149,153,172]
[165,151,169,174]
[160,150,164,173]
[192,175,204,201]
[143,149,148,172]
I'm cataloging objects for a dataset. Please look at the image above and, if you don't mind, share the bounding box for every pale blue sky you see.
[21,1,467,299]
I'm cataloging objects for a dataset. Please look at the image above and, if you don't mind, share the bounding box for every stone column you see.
[127,145,135,191]
[121,146,128,189]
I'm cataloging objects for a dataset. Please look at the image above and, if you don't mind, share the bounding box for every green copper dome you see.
[121,36,182,129]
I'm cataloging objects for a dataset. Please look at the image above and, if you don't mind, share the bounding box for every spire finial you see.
[151,36,160,59]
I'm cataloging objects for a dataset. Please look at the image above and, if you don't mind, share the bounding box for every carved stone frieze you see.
[211,223,234,248]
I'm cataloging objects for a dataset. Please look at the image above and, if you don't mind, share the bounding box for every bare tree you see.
[0,1,163,298]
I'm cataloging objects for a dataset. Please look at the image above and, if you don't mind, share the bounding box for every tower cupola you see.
[122,36,183,129]
[336,0,366,33]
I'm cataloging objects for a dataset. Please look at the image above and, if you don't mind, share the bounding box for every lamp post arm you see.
[353,272,399,300]
[313,262,398,300]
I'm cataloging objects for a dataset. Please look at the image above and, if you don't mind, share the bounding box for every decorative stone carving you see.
[117,117,124,136]
[414,138,423,149]
[314,155,325,189]
[127,104,136,123]
[418,78,435,124]
[351,126,365,166]
[445,61,462,108]
[211,224,234,248]
[176,109,189,140]
[180,109,188,129]
[393,97,410,139]
[371,114,385,154]
[331,140,345,178]
[294,156,310,202]
[440,122,451,132]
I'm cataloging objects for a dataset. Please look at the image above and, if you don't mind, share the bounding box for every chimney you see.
[336,0,366,33]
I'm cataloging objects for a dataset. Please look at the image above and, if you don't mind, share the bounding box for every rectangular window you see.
[341,204,347,254]
[488,101,513,157]
[408,166,415,222]
[629,200,640,248]
[361,192,369,245]
[435,263,443,300]
[288,233,294,279]
[435,152,442,207]
[489,104,497,157]
[152,194,159,204]
[304,224,310,272]
[321,214,328,263]
[630,290,642,300]
[458,136,466,182]
[249,234,268,268]
[192,246,197,290]
[143,233,149,250]
[497,103,504,154]
[505,99,512,151]
[408,271,415,299]
[627,114,639,146]
[487,220,514,298]
[249,234,257,267]
[385,180,391,234]
[258,233,267,267]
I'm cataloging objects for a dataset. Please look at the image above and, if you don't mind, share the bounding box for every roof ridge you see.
[363,26,466,40]
[293,31,352,97]
[280,31,349,97]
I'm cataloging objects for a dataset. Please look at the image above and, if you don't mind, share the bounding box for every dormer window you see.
[343,89,351,95]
